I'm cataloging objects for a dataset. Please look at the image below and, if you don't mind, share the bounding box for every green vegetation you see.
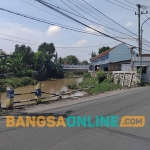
[64,72,84,78]
[83,72,91,80]
[79,71,122,94]
[68,84,78,89]
[0,43,64,81]
[97,70,106,83]
[64,55,79,65]
[0,77,37,92]
[81,60,89,65]
[98,46,110,54]
[0,44,89,81]
[63,55,89,65]
[0,43,89,92]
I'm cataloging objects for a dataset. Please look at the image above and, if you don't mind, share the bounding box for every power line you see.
[1,34,150,53]
[0,32,119,48]
[142,15,150,26]
[105,0,135,12]
[73,0,136,37]
[57,0,136,39]
[0,33,40,44]
[114,0,136,10]
[26,0,150,46]
[0,37,39,46]
[35,0,137,47]
[82,0,150,48]
[21,0,80,40]
[21,0,76,24]
[61,0,122,38]
[64,0,135,38]
[124,0,135,6]
[36,0,150,50]
[56,41,119,48]
[0,7,109,37]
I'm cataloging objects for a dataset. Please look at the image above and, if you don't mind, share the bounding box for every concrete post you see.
[0,82,2,107]
[0,93,1,108]
[35,83,42,104]
[6,86,14,109]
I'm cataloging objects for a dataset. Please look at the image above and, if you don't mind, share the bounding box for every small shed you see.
[132,57,150,83]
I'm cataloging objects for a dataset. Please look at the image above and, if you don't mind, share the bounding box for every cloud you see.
[46,26,61,36]
[0,22,41,35]
[71,40,87,47]
[84,25,104,33]
[126,22,134,27]
[0,22,46,53]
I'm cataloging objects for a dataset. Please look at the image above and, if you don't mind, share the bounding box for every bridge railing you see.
[63,65,89,69]
[0,83,61,109]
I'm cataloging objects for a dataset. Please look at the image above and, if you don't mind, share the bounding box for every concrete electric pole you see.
[135,4,148,82]
[135,4,141,56]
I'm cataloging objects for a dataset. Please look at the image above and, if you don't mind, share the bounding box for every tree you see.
[0,44,64,80]
[58,57,64,65]
[38,42,55,55]
[98,46,110,54]
[13,44,34,66]
[81,60,89,65]
[64,55,79,65]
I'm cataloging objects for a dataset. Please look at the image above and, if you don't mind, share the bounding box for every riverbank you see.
[0,77,37,93]
[64,72,84,78]
[68,72,123,94]
[1,86,146,116]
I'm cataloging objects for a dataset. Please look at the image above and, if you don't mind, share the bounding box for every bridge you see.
[63,65,89,72]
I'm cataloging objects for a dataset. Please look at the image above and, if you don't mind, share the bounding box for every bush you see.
[78,72,122,95]
[24,70,34,78]
[20,77,33,86]
[97,70,106,83]
[140,81,145,86]
[68,84,78,89]
[83,72,91,80]
[0,77,36,92]
[104,77,114,83]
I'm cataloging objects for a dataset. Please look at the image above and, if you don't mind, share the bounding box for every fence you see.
[112,71,138,87]
[63,65,89,69]
[0,83,61,109]
[88,70,138,87]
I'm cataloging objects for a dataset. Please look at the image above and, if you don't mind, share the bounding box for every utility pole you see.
[135,4,141,56]
[135,4,148,83]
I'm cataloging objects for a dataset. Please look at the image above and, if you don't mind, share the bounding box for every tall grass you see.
[79,71,122,94]
[0,77,37,92]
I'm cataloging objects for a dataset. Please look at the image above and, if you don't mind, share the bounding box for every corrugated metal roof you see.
[91,46,117,61]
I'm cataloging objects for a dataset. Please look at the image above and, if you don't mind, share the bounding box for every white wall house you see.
[90,43,132,71]
[132,57,150,83]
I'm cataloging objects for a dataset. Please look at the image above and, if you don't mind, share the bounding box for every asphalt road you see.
[0,86,150,150]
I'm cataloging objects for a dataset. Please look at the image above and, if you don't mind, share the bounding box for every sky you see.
[0,0,150,61]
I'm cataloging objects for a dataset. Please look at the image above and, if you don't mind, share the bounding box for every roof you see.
[91,46,117,61]
[141,54,150,57]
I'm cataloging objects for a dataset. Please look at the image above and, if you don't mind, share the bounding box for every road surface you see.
[0,86,150,150]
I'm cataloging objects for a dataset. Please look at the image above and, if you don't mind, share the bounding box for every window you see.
[137,66,147,74]
[142,66,147,74]
[117,64,121,71]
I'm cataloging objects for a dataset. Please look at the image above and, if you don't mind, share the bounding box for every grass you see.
[0,77,37,93]
[64,72,84,78]
[78,71,122,95]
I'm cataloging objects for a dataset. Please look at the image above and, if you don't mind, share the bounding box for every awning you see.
[134,65,148,67]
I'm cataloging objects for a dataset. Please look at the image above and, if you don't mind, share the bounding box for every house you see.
[90,43,133,71]
[132,57,150,83]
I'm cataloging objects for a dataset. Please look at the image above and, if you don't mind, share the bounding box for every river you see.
[1,77,83,101]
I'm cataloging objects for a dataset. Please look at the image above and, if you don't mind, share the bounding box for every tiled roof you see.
[91,46,117,61]
[142,54,150,57]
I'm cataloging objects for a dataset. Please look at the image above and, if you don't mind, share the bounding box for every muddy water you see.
[1,77,83,101]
